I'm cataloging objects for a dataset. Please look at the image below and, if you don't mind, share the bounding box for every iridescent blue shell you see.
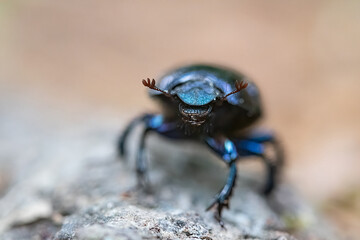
[149,64,261,115]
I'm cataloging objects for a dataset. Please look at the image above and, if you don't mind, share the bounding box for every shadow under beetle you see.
[118,64,284,226]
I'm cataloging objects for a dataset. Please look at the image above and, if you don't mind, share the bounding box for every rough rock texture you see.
[0,103,339,240]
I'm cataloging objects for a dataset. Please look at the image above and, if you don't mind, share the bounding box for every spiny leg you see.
[207,162,237,227]
[205,137,239,227]
[136,127,151,188]
[261,154,277,195]
[118,114,161,188]
[234,133,284,195]
[132,114,180,189]
[118,114,152,159]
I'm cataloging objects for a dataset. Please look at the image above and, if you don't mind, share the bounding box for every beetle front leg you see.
[207,162,237,227]
[205,138,239,227]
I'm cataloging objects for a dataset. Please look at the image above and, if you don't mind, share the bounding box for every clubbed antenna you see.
[220,80,248,101]
[142,78,171,97]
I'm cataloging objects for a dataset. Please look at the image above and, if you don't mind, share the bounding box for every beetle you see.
[118,64,283,226]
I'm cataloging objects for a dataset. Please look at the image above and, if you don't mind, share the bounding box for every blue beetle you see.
[118,64,283,226]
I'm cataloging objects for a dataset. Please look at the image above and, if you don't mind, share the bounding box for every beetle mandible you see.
[118,64,284,226]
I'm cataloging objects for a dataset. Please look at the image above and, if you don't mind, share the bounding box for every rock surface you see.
[0,103,339,240]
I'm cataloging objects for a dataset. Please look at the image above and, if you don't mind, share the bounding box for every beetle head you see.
[174,79,248,127]
[173,80,218,127]
[142,78,248,128]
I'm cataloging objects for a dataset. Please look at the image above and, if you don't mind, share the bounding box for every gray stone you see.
[0,103,339,240]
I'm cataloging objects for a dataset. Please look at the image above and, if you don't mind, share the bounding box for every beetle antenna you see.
[220,80,248,101]
[142,78,172,97]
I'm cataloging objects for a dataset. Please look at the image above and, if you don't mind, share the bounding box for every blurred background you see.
[0,0,359,238]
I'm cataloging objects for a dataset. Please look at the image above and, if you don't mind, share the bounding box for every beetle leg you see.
[133,115,179,188]
[205,138,238,227]
[136,127,151,188]
[118,114,152,159]
[234,134,284,195]
[135,114,171,188]
[261,154,277,195]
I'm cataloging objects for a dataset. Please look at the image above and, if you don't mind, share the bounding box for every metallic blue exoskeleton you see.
[118,64,283,226]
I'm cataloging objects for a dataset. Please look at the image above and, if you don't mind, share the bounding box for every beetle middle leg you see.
[233,132,284,195]
[204,137,239,227]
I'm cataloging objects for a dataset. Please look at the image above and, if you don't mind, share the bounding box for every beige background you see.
[0,0,359,237]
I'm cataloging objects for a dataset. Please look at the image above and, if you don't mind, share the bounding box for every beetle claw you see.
[214,212,226,229]
[206,195,228,228]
